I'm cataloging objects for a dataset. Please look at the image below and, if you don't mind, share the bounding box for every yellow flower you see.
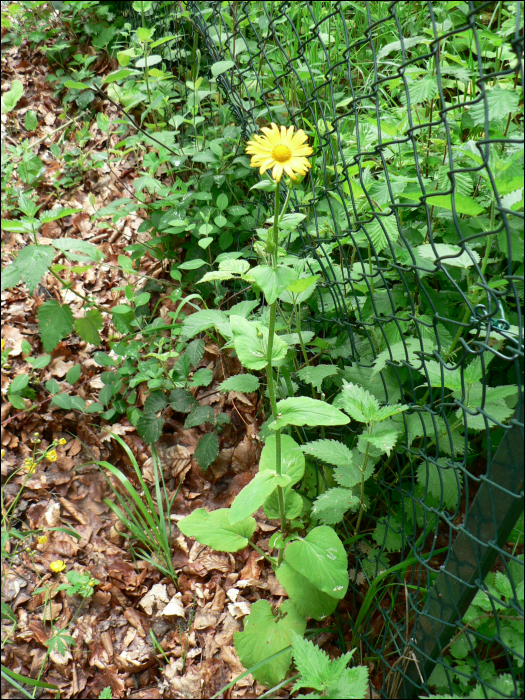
[1,449,5,459]
[1,338,4,350]
[38,536,48,545]
[46,450,58,462]
[50,560,66,573]
[245,123,313,182]
[24,458,37,473]
[58,438,67,446]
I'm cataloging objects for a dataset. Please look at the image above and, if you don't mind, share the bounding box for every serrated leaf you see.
[373,515,403,552]
[144,390,167,414]
[328,665,369,699]
[469,87,520,126]
[251,265,298,304]
[37,300,74,352]
[284,526,349,599]
[291,631,353,693]
[136,413,163,444]
[230,315,288,370]
[229,470,291,524]
[184,404,214,428]
[270,397,350,431]
[276,563,338,621]
[234,600,306,688]
[312,488,360,525]
[219,375,260,393]
[169,388,197,413]
[190,368,213,388]
[198,271,234,284]
[1,245,55,294]
[39,207,81,224]
[52,238,104,262]
[333,383,380,423]
[75,309,103,345]
[358,422,400,456]
[178,507,256,552]
[219,258,250,275]
[301,439,353,469]
[296,365,339,391]
[186,339,205,368]
[194,433,219,471]
[416,243,480,268]
[417,459,462,510]
[180,309,227,340]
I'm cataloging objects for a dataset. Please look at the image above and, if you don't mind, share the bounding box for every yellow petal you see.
[272,163,284,181]
[291,129,308,147]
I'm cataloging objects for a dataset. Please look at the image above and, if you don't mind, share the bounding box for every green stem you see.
[266,188,287,565]
[353,441,370,537]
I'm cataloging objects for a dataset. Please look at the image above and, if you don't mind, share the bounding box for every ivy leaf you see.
[230,315,288,370]
[276,562,338,621]
[75,309,103,345]
[251,265,298,304]
[296,365,339,391]
[234,600,306,688]
[1,245,55,294]
[194,433,219,471]
[178,508,256,552]
[219,374,260,393]
[37,300,74,352]
[312,487,360,525]
[284,526,349,599]
[229,470,291,524]
[269,397,349,431]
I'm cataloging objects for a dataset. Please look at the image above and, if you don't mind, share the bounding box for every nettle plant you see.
[176,125,410,688]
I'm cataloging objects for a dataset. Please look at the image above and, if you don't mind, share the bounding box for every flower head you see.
[1,339,4,350]
[50,560,66,573]
[245,123,313,182]
[24,458,37,473]
[46,450,58,462]
[1,449,5,459]
[37,535,48,545]
[58,438,67,446]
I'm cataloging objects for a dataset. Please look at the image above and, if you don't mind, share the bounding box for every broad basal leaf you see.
[37,300,74,352]
[269,397,349,431]
[234,599,306,688]
[260,434,305,485]
[251,265,298,304]
[229,470,291,524]
[276,563,339,621]
[284,526,349,599]
[178,508,256,552]
[230,315,287,370]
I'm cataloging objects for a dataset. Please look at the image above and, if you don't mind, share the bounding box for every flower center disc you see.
[272,144,292,163]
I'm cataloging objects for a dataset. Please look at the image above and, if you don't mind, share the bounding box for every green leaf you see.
[230,315,288,370]
[186,339,205,368]
[136,413,163,444]
[64,80,91,90]
[358,422,400,456]
[333,383,380,423]
[39,207,81,224]
[189,368,213,388]
[469,87,520,126]
[184,404,214,428]
[417,460,461,510]
[8,394,26,409]
[51,393,72,410]
[216,193,228,211]
[75,309,103,345]
[229,470,291,524]
[181,309,227,340]
[291,631,353,693]
[66,364,81,384]
[301,439,353,470]
[399,191,484,216]
[198,271,234,284]
[26,354,51,370]
[372,515,403,552]
[144,391,167,414]
[211,60,235,77]
[1,246,55,294]
[93,352,116,367]
[9,374,29,394]
[37,300,74,352]
[219,374,260,393]
[264,488,303,520]
[219,258,250,275]
[269,397,349,431]
[178,507,255,552]
[1,79,23,113]
[276,562,339,621]
[260,434,305,485]
[284,526,349,599]
[296,365,339,391]
[194,433,219,471]
[170,388,197,413]
[178,258,207,270]
[234,599,306,688]
[416,243,480,268]
[51,238,105,263]
[327,666,369,699]
[251,265,298,304]
[286,274,319,295]
[312,488,360,525]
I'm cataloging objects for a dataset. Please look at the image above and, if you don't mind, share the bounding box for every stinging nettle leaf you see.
[333,383,380,423]
[37,300,74,352]
[312,487,360,525]
[1,245,55,294]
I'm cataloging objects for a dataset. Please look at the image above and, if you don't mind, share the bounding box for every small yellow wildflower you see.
[245,123,313,182]
[24,458,37,473]
[37,535,48,545]
[1,449,5,459]
[46,450,58,462]
[1,339,5,350]
[50,560,66,573]
[58,438,67,446]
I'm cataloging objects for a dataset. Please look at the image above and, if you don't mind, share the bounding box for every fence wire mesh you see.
[112,1,524,697]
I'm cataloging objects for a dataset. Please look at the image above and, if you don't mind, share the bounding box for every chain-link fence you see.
[110,1,524,697]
